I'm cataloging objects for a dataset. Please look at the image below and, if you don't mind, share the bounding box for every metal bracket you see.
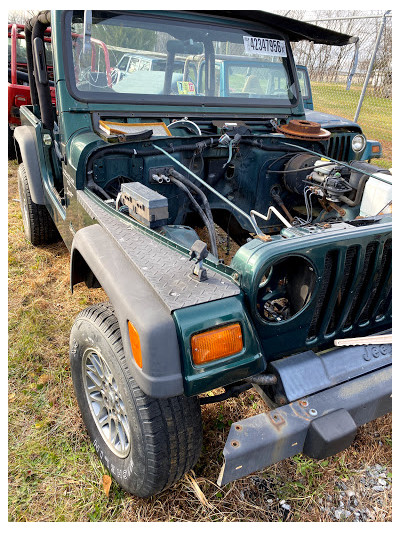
[189,240,208,282]
[83,10,92,54]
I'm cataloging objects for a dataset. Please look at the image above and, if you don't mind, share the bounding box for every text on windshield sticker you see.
[243,37,287,57]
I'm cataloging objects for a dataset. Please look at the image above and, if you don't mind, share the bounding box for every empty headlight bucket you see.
[352,134,367,153]
[256,256,316,323]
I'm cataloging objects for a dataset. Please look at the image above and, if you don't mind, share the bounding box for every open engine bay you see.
[87,117,392,251]
[82,116,392,325]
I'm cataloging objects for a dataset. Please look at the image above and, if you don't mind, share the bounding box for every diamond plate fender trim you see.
[77,190,240,311]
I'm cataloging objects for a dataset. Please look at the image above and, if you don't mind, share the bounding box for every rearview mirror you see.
[166,39,203,55]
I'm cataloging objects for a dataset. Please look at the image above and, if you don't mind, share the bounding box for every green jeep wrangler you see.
[15,10,392,498]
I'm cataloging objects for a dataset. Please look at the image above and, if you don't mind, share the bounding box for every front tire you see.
[69,302,203,497]
[17,163,59,245]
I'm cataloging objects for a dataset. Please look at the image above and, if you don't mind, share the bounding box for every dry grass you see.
[8,160,391,522]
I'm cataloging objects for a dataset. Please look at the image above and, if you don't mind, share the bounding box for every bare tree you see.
[8,10,38,24]
[271,9,391,94]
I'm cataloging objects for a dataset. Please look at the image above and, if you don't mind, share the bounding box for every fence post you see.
[354,10,390,122]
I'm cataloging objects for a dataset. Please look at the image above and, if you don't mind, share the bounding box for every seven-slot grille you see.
[307,237,392,341]
[327,133,353,161]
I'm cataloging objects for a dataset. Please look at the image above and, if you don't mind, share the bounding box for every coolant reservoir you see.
[313,158,336,176]
[359,172,392,217]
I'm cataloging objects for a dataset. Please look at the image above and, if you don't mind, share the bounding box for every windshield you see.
[296,67,310,100]
[67,11,298,106]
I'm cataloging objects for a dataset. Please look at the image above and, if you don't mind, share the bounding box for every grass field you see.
[311,82,392,169]
[8,159,392,522]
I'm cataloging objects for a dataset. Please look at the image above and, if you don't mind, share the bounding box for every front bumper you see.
[218,364,391,486]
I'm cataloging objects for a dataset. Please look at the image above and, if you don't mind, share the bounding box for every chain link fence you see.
[278,10,392,168]
[9,10,392,168]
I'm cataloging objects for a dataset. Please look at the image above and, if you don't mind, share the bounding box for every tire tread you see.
[72,302,203,497]
[18,163,59,245]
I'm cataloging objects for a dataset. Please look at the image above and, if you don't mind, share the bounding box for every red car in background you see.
[8,23,55,158]
[8,23,114,159]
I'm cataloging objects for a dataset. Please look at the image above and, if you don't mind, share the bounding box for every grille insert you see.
[307,238,391,341]
[327,133,352,161]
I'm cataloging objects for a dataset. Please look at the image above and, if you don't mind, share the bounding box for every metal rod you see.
[281,141,392,185]
[347,39,359,90]
[305,14,392,22]
[354,11,391,122]
[251,207,292,229]
[334,334,392,346]
[152,144,264,235]
[244,374,277,386]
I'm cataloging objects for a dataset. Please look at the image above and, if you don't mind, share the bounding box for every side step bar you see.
[217,365,392,486]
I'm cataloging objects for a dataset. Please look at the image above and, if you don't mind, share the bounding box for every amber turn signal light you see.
[191,323,243,365]
[128,321,142,368]
[371,145,380,153]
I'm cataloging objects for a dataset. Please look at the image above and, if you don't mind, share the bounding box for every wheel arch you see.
[70,223,184,399]
[14,125,45,204]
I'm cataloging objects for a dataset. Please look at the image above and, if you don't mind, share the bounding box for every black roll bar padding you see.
[26,10,53,130]
[204,50,209,96]
[164,40,204,94]
[163,47,175,96]
[203,40,215,97]
[33,38,48,85]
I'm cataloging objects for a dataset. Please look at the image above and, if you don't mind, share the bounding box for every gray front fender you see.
[14,125,45,205]
[71,223,184,398]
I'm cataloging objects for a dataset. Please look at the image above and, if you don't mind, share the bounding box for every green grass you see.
[8,150,392,521]
[311,82,392,169]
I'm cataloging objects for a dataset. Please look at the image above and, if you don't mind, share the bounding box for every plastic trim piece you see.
[70,223,184,398]
[14,125,45,205]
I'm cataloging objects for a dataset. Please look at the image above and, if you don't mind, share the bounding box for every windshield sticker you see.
[243,37,287,57]
[177,81,196,95]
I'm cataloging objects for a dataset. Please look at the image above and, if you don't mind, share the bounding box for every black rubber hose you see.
[169,176,219,258]
[86,136,306,178]
[338,174,369,207]
[86,138,216,177]
[168,169,218,256]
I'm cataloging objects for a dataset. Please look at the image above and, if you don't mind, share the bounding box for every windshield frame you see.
[62,10,301,110]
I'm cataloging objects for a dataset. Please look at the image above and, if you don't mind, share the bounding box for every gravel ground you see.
[237,457,392,523]
[242,460,392,522]
[329,464,392,522]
